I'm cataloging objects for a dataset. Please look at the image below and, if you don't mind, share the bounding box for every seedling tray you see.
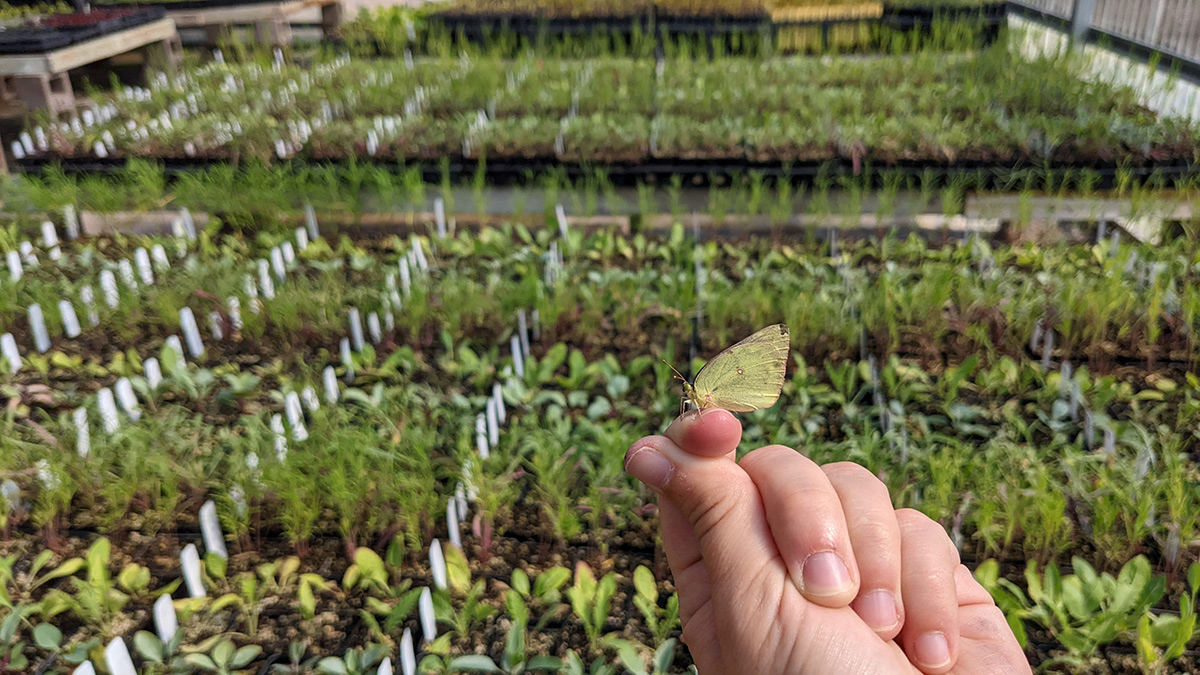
[0,7,165,54]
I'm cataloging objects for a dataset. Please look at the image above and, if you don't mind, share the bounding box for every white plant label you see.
[104,637,136,675]
[165,335,185,363]
[135,248,154,286]
[18,241,37,267]
[367,312,382,344]
[258,260,275,299]
[181,208,197,240]
[419,587,436,643]
[302,386,319,411]
[434,197,447,237]
[41,222,61,261]
[281,241,296,265]
[305,203,319,240]
[379,657,394,675]
[295,227,309,251]
[447,498,461,549]
[227,297,243,330]
[64,204,79,239]
[384,311,395,333]
[340,338,354,382]
[10,141,23,159]
[100,271,120,309]
[181,544,206,598]
[199,500,228,559]
[97,388,119,434]
[1,333,20,375]
[74,408,90,458]
[144,357,162,390]
[400,629,416,675]
[209,311,224,341]
[271,247,286,281]
[430,539,448,590]
[486,398,499,448]
[59,300,81,339]
[179,308,205,358]
[115,377,141,422]
[19,132,33,155]
[73,662,95,675]
[399,258,412,296]
[412,237,428,272]
[455,483,468,521]
[117,259,138,291]
[28,304,50,353]
[556,204,568,239]
[272,414,288,462]
[153,593,177,643]
[492,383,506,424]
[80,286,98,327]
[348,308,365,351]
[6,250,21,282]
[511,336,525,378]
[475,414,489,459]
[517,310,531,358]
[151,244,170,272]
[323,366,340,405]
[285,391,308,442]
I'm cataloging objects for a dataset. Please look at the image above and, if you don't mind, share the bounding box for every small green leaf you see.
[32,623,62,651]
[316,656,349,674]
[447,654,500,672]
[230,645,262,668]
[133,631,164,664]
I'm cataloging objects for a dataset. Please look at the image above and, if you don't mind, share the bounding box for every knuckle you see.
[848,518,898,556]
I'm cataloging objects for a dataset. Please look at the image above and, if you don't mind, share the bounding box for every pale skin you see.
[625,409,1032,675]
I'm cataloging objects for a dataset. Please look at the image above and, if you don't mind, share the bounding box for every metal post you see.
[1070,0,1096,44]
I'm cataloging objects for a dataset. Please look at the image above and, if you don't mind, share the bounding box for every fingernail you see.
[914,632,951,669]
[853,590,898,633]
[624,445,673,490]
[801,551,853,597]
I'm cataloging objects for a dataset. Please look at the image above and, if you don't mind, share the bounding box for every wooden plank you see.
[167,0,335,28]
[0,18,178,76]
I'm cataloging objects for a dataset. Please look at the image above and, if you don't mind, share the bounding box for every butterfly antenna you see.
[662,359,688,384]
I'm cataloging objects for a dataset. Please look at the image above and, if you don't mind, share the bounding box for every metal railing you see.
[1009,0,1200,66]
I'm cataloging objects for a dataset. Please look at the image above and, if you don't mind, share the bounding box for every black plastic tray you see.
[0,7,165,55]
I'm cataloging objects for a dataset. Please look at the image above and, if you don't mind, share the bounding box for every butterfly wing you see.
[692,324,790,412]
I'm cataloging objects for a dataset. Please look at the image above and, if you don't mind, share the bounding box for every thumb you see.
[625,410,779,623]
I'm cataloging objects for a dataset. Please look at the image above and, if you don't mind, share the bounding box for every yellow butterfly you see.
[669,324,790,413]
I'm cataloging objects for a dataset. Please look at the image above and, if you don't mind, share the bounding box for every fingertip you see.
[665,409,742,457]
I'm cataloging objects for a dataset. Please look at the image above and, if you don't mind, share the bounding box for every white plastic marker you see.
[517,310,531,358]
[10,141,24,160]
[104,637,136,675]
[384,311,395,333]
[28,304,50,353]
[556,203,568,239]
[151,244,170,272]
[179,308,205,358]
[435,197,447,237]
[181,208,197,240]
[304,202,319,241]
[281,241,296,266]
[511,336,525,378]
[180,544,206,598]
[80,286,99,327]
[323,366,340,405]
[73,408,90,458]
[475,414,489,459]
[18,241,37,267]
[117,259,138,291]
[153,593,178,643]
[412,238,428,272]
[295,227,309,253]
[114,377,141,422]
[209,311,224,341]
[99,271,120,308]
[492,383,506,424]
[97,388,119,434]
[271,414,287,462]
[399,258,412,296]
[340,338,354,383]
[6,250,21,282]
[134,248,154,286]
[258,260,275,299]
[227,297,243,330]
[59,300,81,339]
[1,333,21,375]
[430,539,448,590]
[165,335,185,363]
[270,247,286,280]
[302,386,319,412]
[447,498,461,548]
[41,222,61,261]
[399,629,416,675]
[486,398,499,448]
[243,276,260,314]
[379,657,394,675]
[199,500,228,559]
[73,662,95,675]
[348,308,365,351]
[19,132,33,155]
[367,312,382,344]
[285,391,308,442]
[64,205,79,239]
[532,309,541,341]
[419,587,436,643]
[144,357,162,390]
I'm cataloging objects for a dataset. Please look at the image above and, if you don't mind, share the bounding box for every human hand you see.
[625,409,1031,675]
